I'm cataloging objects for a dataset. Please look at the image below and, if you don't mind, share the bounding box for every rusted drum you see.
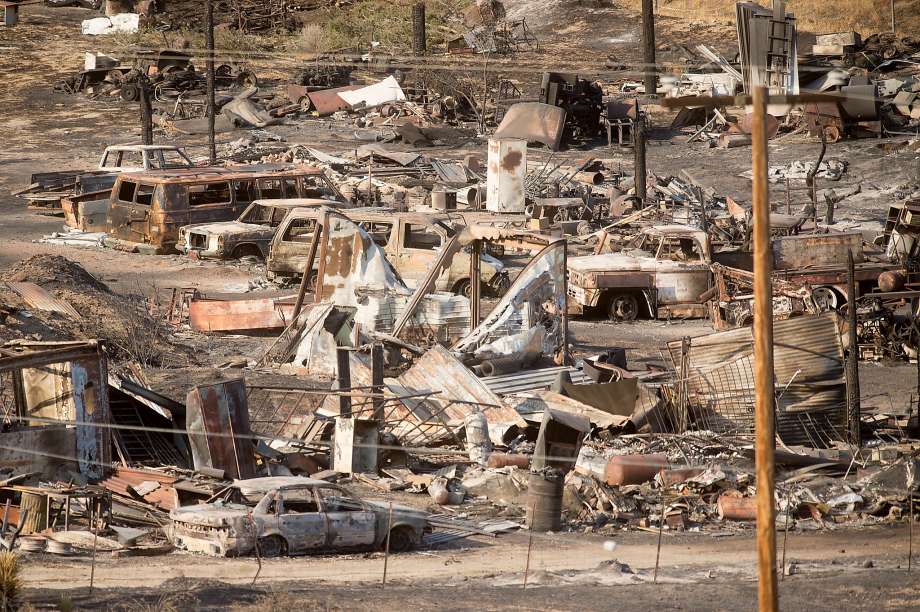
[878,270,906,292]
[526,470,565,532]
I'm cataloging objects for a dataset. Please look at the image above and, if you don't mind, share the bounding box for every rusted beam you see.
[751,85,778,612]
[661,93,839,109]
[372,343,385,422]
[337,347,352,418]
[634,119,647,206]
[292,224,322,320]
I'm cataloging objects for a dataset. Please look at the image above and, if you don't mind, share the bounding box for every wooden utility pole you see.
[751,85,778,612]
[205,0,217,164]
[641,0,656,96]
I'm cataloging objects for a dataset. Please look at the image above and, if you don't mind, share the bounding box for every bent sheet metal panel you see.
[453,240,566,360]
[666,312,846,446]
[394,344,526,429]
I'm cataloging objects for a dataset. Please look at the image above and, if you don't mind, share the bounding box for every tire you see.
[607,292,640,321]
[230,244,263,260]
[452,278,472,299]
[385,526,415,553]
[812,287,839,312]
[257,535,287,558]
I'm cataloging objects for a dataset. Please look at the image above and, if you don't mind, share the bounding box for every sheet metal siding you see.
[186,379,257,480]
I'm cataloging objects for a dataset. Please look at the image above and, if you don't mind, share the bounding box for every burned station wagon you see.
[106,165,343,254]
[267,208,510,295]
[176,198,345,260]
[169,477,429,557]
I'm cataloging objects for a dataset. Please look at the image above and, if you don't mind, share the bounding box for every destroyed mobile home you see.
[6,0,920,604]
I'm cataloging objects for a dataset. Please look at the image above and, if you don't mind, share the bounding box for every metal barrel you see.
[526,470,565,532]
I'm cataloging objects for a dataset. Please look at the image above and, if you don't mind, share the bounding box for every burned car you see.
[168,477,429,557]
[176,198,345,260]
[567,225,712,320]
[267,208,510,296]
[107,164,344,254]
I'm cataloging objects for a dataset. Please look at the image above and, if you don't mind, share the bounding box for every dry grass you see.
[0,552,21,611]
[625,0,920,35]
[296,24,331,53]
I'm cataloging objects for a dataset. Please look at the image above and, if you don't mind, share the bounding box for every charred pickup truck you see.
[567,225,713,320]
[568,225,903,323]
[267,208,510,296]
[176,197,346,261]
[107,165,343,254]
[168,477,428,557]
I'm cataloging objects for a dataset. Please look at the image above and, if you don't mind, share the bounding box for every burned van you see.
[106,165,344,254]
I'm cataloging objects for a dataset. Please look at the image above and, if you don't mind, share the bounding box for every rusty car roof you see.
[286,206,453,224]
[119,164,324,184]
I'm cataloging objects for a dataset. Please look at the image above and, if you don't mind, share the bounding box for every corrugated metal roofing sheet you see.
[6,282,80,318]
[666,312,847,446]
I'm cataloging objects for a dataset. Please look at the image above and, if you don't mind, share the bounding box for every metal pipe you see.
[470,239,481,330]
[751,85,778,612]
[205,0,216,164]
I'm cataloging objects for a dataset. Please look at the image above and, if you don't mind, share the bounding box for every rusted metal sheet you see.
[493,102,566,151]
[185,379,257,480]
[5,283,81,318]
[306,85,362,116]
[666,312,847,447]
[98,467,182,510]
[188,296,296,332]
[772,232,864,269]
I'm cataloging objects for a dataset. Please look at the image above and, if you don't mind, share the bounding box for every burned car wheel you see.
[385,526,415,553]
[452,279,472,299]
[257,535,287,558]
[812,287,839,312]
[607,293,639,322]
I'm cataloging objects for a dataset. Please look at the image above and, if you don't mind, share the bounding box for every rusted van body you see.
[106,165,343,254]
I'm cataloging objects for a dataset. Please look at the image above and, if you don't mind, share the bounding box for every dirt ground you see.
[17,524,920,610]
[3,2,920,609]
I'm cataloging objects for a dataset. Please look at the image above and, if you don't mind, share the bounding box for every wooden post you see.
[846,250,861,446]
[654,469,664,582]
[206,0,217,164]
[784,177,791,215]
[470,240,481,330]
[292,224,323,320]
[139,78,153,146]
[561,239,570,366]
[372,342,385,422]
[641,0,657,96]
[412,3,426,56]
[751,85,778,612]
[523,503,535,589]
[891,0,896,35]
[382,500,393,586]
[634,119,647,207]
[337,347,352,417]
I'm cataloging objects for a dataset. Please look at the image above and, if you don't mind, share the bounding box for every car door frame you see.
[274,486,328,553]
[314,486,377,551]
